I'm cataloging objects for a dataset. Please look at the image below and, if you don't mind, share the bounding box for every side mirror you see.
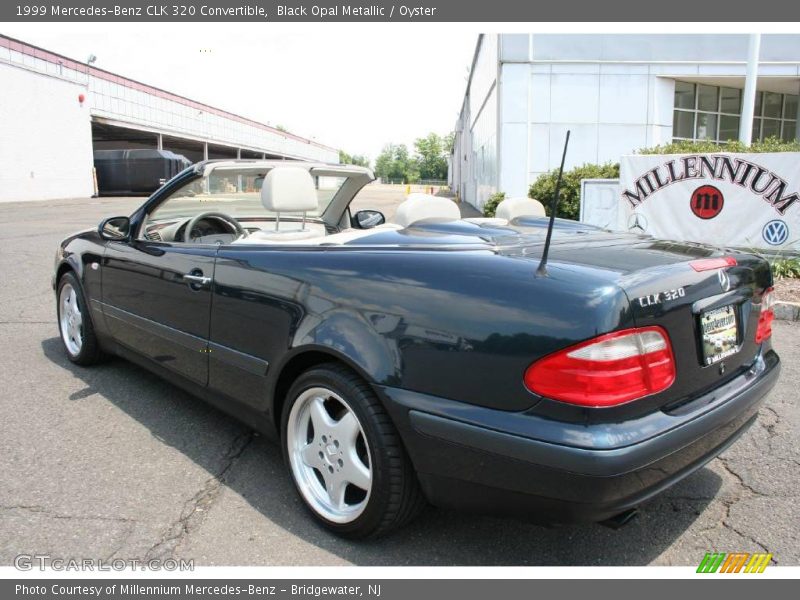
[353,210,385,229]
[99,216,131,241]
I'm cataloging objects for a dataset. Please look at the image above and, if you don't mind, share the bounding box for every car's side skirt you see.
[99,300,274,424]
[108,337,278,440]
[102,302,207,353]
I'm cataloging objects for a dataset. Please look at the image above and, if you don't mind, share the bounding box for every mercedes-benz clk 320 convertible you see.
[54,160,780,538]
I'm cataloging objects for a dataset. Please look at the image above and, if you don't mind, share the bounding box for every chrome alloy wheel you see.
[59,283,83,357]
[286,387,372,523]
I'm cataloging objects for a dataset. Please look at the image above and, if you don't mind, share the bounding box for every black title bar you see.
[3,0,800,22]
[4,579,799,599]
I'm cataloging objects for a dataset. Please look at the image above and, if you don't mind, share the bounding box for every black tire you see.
[281,363,426,538]
[56,271,105,366]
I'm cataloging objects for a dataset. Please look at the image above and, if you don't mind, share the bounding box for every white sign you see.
[619,153,799,250]
[580,178,623,230]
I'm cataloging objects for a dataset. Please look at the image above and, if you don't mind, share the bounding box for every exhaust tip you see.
[600,508,639,530]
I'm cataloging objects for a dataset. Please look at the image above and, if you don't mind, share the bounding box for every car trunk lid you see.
[494,228,773,418]
[614,251,770,413]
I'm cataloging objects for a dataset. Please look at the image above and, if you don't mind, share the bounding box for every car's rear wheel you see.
[57,272,103,366]
[281,364,425,538]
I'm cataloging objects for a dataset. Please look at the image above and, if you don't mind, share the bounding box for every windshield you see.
[148,167,348,222]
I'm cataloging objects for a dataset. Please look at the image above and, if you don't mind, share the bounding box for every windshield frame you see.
[132,160,375,241]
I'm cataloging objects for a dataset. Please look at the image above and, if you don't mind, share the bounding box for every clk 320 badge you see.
[638,287,686,307]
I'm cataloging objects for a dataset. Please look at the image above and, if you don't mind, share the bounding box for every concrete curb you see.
[775,301,800,321]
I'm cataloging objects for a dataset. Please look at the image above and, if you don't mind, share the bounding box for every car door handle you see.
[183,273,211,286]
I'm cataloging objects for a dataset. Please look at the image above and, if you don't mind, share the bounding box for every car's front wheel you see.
[281,364,425,538]
[57,272,104,366]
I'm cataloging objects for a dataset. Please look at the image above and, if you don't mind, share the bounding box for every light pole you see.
[84,53,96,88]
[739,34,761,145]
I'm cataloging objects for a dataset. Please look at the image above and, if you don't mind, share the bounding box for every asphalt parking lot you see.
[0,188,797,566]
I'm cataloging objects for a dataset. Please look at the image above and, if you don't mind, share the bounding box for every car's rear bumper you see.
[378,349,780,522]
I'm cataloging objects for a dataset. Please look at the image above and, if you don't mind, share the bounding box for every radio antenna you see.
[536,130,570,277]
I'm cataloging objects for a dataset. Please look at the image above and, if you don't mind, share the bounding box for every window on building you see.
[673,81,799,144]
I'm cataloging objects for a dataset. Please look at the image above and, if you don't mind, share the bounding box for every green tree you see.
[338,150,370,168]
[351,155,370,168]
[374,143,418,182]
[373,131,456,183]
[373,145,392,179]
[413,133,449,180]
[444,131,455,154]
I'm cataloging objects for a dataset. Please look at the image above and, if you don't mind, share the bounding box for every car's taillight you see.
[755,287,775,344]
[524,327,676,407]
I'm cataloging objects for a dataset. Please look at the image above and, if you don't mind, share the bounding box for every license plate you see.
[700,305,739,365]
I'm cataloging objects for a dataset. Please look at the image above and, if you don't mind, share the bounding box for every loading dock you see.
[0,33,337,202]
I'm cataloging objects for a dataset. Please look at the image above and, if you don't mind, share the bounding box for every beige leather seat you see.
[393,193,461,227]
[463,197,546,227]
[496,197,546,221]
[245,167,322,242]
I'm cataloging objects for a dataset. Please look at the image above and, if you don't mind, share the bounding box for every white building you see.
[450,34,800,210]
[0,34,338,203]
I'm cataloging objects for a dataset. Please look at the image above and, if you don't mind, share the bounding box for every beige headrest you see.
[394,193,460,228]
[496,197,546,221]
[261,167,318,213]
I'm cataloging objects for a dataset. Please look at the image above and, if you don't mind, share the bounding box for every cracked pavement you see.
[0,193,797,566]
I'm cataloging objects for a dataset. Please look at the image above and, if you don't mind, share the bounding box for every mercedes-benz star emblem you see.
[718,269,731,292]
[627,212,648,233]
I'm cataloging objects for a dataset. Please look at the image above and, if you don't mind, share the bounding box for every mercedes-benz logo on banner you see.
[718,269,731,292]
[762,220,789,246]
[627,212,648,233]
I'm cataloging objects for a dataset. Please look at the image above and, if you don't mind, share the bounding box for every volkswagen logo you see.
[627,212,648,233]
[718,269,731,292]
[762,220,789,246]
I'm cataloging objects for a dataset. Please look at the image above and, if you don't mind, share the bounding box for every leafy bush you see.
[528,163,620,220]
[772,258,800,280]
[482,192,506,217]
[638,137,800,155]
